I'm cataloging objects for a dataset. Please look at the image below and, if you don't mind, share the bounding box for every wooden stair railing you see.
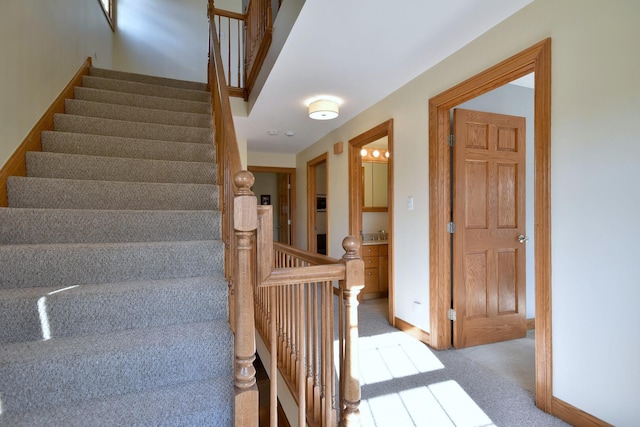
[233,171,364,427]
[208,4,259,427]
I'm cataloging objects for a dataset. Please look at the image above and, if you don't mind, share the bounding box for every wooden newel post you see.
[233,170,259,427]
[339,236,364,427]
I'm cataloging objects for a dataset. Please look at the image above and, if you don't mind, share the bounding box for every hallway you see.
[356,299,567,426]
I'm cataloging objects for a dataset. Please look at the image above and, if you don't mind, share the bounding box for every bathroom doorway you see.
[348,120,394,324]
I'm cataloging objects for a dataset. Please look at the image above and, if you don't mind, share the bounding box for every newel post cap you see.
[234,170,255,196]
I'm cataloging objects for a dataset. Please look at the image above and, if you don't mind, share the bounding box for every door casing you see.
[428,39,552,410]
[247,165,296,246]
[348,119,394,324]
[307,153,328,253]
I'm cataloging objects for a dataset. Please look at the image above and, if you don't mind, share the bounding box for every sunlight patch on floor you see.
[37,286,79,340]
[361,381,495,427]
[358,331,444,385]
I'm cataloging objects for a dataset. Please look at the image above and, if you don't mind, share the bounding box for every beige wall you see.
[0,0,114,166]
[295,0,640,424]
[112,0,209,83]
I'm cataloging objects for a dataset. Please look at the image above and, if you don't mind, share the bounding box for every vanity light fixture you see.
[385,151,390,158]
[308,99,339,120]
[360,148,368,157]
[372,149,380,158]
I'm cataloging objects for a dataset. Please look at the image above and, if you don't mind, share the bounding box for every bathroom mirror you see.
[362,154,388,211]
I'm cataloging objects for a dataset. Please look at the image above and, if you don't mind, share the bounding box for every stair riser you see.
[41,131,215,163]
[65,99,212,129]
[0,323,232,413]
[54,114,213,144]
[0,378,233,427]
[0,209,221,244]
[74,87,211,115]
[0,277,228,344]
[82,76,210,103]
[0,241,224,289]
[7,177,219,211]
[89,67,209,92]
[26,152,217,185]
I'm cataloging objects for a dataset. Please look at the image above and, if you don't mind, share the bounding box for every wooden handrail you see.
[212,7,245,97]
[244,0,273,97]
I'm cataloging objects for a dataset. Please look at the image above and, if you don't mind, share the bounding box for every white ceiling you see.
[233,0,533,156]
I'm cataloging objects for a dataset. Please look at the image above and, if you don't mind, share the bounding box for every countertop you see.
[362,240,388,246]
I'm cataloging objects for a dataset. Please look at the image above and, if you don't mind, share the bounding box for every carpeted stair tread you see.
[89,66,209,92]
[0,321,233,413]
[41,130,215,163]
[7,176,219,210]
[65,98,212,129]
[0,276,228,344]
[0,208,220,244]
[54,114,213,144]
[0,240,224,289]
[26,151,217,184]
[1,67,232,425]
[0,377,233,427]
[74,86,211,114]
[82,75,210,103]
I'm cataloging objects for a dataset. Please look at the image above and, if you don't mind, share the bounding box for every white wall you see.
[0,0,114,166]
[248,151,296,168]
[295,0,640,424]
[112,0,209,83]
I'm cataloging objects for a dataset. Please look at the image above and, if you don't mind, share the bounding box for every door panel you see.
[453,108,526,348]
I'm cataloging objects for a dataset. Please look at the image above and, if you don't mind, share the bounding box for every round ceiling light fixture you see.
[308,99,339,120]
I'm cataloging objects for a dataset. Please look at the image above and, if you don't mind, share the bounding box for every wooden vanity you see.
[361,242,388,300]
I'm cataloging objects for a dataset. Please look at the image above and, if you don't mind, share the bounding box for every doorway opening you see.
[428,39,552,410]
[306,153,328,255]
[247,166,296,246]
[348,119,394,324]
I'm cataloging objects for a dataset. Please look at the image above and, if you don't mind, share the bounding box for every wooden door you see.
[277,173,291,244]
[452,108,527,348]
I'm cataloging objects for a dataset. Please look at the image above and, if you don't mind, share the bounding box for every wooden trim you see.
[428,38,552,410]
[0,57,92,207]
[247,165,296,247]
[551,397,613,427]
[526,318,535,330]
[348,119,394,325]
[97,0,115,31]
[394,317,430,345]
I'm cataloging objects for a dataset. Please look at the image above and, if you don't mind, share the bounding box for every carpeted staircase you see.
[0,67,233,425]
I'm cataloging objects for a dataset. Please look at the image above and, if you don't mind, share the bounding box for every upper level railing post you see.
[339,236,364,427]
[233,170,259,427]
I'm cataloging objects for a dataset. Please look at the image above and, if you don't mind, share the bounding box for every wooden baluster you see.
[233,171,258,427]
[339,236,364,427]
[313,282,321,423]
[297,282,306,426]
[269,286,278,427]
[306,282,314,412]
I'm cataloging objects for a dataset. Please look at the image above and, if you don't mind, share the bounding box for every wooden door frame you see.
[428,39,552,410]
[306,153,328,253]
[247,165,297,246]
[348,119,394,324]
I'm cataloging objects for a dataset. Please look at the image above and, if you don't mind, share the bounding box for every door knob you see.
[518,234,529,243]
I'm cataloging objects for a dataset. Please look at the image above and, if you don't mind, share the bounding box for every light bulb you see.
[360,149,368,157]
[372,150,380,158]
[385,151,390,158]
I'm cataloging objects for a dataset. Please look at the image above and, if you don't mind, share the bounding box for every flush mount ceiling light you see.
[308,99,339,120]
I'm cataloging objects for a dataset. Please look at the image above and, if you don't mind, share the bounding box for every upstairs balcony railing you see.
[211,0,274,99]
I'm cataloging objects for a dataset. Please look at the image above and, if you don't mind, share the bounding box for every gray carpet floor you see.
[357,298,569,427]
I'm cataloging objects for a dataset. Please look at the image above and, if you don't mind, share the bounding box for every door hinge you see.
[288,184,291,189]
[288,219,291,225]
[448,308,456,321]
[448,135,455,147]
[447,222,456,234]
